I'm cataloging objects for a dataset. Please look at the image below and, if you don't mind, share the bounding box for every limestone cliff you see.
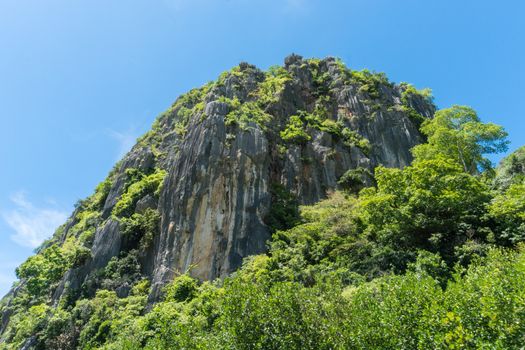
[1,55,435,334]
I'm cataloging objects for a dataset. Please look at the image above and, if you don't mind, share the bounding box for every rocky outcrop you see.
[147,55,434,298]
[1,55,435,313]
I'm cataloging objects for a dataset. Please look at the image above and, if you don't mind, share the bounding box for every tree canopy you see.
[412,105,509,173]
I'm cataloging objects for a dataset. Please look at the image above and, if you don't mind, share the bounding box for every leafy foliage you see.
[53,246,525,350]
[489,181,525,245]
[113,169,166,218]
[413,105,509,173]
[280,115,311,143]
[399,82,433,127]
[351,69,391,100]
[495,145,525,189]
[163,274,199,303]
[256,66,292,105]
[359,157,492,268]
[280,109,370,154]
[222,97,272,131]
[338,167,373,193]
[119,208,160,250]
[16,245,69,298]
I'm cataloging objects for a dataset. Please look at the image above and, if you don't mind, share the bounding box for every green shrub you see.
[89,177,112,211]
[75,289,147,349]
[280,115,311,143]
[69,245,92,268]
[489,181,525,245]
[495,146,525,189]
[6,303,50,349]
[70,209,100,245]
[400,82,433,104]
[398,83,433,128]
[16,245,68,298]
[164,275,199,302]
[224,98,272,131]
[256,66,291,105]
[101,251,142,291]
[113,169,167,218]
[341,128,371,154]
[119,208,160,250]
[351,69,391,100]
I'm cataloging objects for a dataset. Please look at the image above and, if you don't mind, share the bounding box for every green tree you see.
[489,181,525,245]
[359,157,492,267]
[495,145,525,189]
[412,105,508,173]
[16,245,68,298]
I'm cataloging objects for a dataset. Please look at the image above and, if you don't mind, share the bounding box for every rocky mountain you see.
[1,55,436,346]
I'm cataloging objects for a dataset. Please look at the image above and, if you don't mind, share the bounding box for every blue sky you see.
[0,0,524,296]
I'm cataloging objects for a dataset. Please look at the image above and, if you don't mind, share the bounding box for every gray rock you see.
[205,101,230,116]
[135,194,157,213]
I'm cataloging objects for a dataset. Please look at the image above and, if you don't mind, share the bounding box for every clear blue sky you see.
[0,0,524,296]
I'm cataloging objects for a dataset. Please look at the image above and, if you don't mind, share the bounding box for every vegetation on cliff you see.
[1,57,524,349]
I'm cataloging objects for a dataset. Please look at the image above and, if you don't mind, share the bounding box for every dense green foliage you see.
[495,145,525,189]
[280,115,311,143]
[489,182,525,245]
[350,69,391,100]
[256,65,292,105]
[26,244,522,350]
[337,167,373,193]
[16,246,69,298]
[280,109,370,154]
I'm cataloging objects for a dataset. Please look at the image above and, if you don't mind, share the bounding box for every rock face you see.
[149,57,433,294]
[1,55,435,316]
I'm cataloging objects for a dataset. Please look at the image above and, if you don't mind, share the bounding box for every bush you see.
[16,245,68,298]
[256,66,291,105]
[119,208,160,250]
[113,169,166,218]
[341,128,371,154]
[351,69,391,100]
[164,275,199,302]
[224,98,272,131]
[489,182,525,245]
[280,115,311,144]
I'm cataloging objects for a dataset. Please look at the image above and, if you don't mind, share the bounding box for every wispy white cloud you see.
[2,192,68,248]
[107,128,139,160]
[0,261,21,296]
